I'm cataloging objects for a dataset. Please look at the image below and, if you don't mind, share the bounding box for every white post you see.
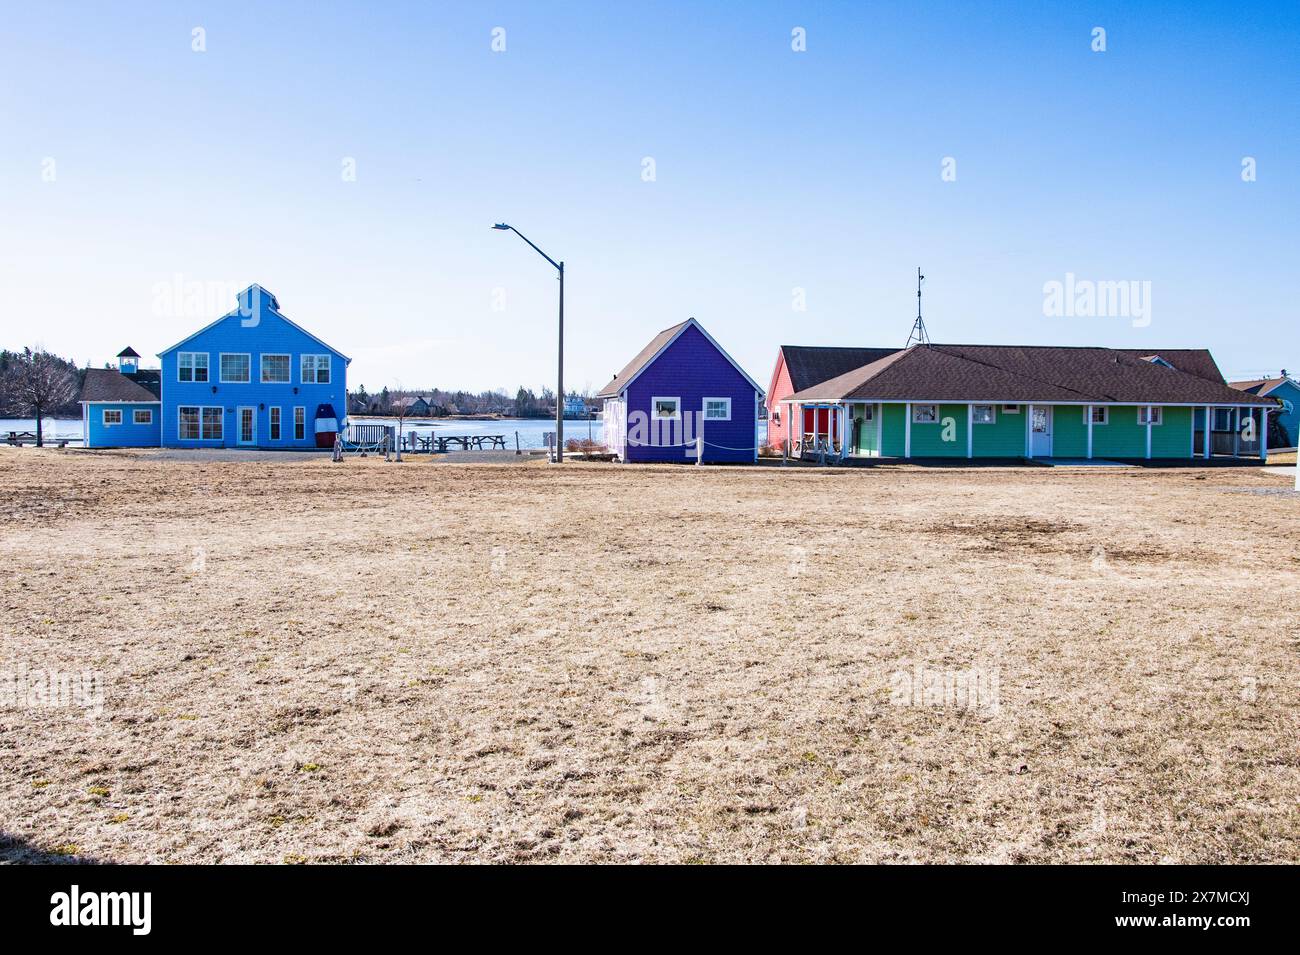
[1145,405,1153,460]
[966,403,973,459]
[1086,405,1094,460]
[904,402,912,459]
[1203,405,1212,459]
[838,403,848,462]
[696,427,703,466]
[1233,408,1240,458]
[1260,408,1268,462]
[1026,403,1034,458]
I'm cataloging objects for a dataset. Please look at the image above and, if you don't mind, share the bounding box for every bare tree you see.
[3,349,79,446]
[388,384,412,461]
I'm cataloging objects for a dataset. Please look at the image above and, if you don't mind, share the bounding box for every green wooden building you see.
[780,344,1276,462]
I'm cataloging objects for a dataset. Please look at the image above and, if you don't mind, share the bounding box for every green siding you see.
[1092,406,1150,458]
[971,404,1026,457]
[854,405,880,454]
[1053,406,1089,457]
[875,402,1195,460]
[881,403,906,457]
[1152,406,1193,458]
[908,403,969,456]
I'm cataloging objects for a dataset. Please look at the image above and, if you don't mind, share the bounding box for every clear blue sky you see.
[2,1,1296,391]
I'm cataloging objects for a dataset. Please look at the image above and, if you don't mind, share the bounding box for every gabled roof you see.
[78,368,161,403]
[786,344,1274,406]
[1230,376,1295,397]
[116,346,140,358]
[157,285,351,362]
[1114,349,1224,383]
[779,346,899,393]
[597,318,763,398]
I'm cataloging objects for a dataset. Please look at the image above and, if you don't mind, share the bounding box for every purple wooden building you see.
[598,318,764,463]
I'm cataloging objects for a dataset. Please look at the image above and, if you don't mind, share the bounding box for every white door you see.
[238,407,256,446]
[1031,406,1052,456]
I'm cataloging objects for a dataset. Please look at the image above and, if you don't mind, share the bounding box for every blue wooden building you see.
[79,285,349,449]
[598,318,763,463]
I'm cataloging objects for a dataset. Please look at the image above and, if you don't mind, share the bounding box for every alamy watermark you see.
[1043,272,1151,328]
[889,662,1000,716]
[1,666,105,718]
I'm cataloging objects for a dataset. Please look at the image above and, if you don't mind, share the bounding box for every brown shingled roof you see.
[78,368,160,403]
[780,346,899,393]
[1113,349,1225,383]
[786,344,1273,406]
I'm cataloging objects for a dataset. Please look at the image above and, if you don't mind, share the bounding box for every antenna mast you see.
[906,267,930,347]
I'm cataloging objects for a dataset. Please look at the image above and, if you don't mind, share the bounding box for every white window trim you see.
[269,406,282,441]
[1138,406,1163,426]
[651,396,681,421]
[912,403,939,423]
[102,409,123,426]
[702,397,732,421]
[972,404,996,425]
[219,352,252,384]
[260,353,292,384]
[133,409,152,425]
[300,354,331,384]
[1085,406,1109,425]
[178,405,224,441]
[293,406,306,441]
[177,351,209,383]
[1002,404,1020,414]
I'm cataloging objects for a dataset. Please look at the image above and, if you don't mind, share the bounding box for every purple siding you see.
[621,323,759,463]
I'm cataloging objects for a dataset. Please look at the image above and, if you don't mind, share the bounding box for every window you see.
[651,397,680,420]
[1086,406,1108,425]
[972,404,996,424]
[301,354,331,384]
[179,407,200,439]
[178,352,208,382]
[269,407,282,441]
[1138,406,1163,426]
[1002,404,1020,414]
[201,407,223,440]
[102,409,122,425]
[220,353,251,383]
[703,397,731,421]
[261,354,291,383]
[862,404,875,422]
[294,406,306,441]
[133,409,152,425]
[1212,408,1234,431]
[912,403,938,423]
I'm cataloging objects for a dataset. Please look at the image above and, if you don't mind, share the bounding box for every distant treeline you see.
[350,384,596,418]
[0,349,84,417]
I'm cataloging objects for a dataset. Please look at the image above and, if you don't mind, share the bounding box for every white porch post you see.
[1145,405,1153,460]
[837,403,847,461]
[1260,408,1269,462]
[1233,408,1240,457]
[1087,405,1094,459]
[1026,403,1034,458]
[904,402,912,459]
[966,403,973,459]
[1203,405,1212,459]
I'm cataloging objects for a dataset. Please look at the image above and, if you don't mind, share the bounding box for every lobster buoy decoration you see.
[314,402,339,449]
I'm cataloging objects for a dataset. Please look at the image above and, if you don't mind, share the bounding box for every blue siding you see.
[85,402,161,448]
[621,323,760,463]
[158,287,348,449]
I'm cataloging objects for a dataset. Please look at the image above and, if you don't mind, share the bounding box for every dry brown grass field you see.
[1,447,1297,864]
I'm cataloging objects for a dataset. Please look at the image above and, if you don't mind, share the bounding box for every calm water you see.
[1,417,83,440]
[351,416,605,450]
[3,415,768,451]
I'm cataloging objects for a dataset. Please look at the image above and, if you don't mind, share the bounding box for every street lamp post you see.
[493,223,564,463]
